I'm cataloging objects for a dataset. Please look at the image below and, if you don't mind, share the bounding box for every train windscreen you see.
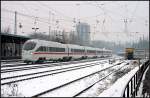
[23,41,36,51]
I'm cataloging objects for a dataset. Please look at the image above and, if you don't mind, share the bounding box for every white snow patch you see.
[1,60,113,97]
[98,63,144,97]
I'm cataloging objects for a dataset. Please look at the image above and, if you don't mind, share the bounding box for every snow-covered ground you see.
[98,60,148,97]
[1,60,109,84]
[2,55,139,97]
[40,61,126,97]
[1,62,26,66]
[1,59,108,79]
[1,59,122,97]
[77,60,137,97]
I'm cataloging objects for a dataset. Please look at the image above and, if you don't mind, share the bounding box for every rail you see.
[32,61,124,97]
[122,60,149,97]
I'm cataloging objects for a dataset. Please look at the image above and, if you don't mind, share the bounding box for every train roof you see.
[26,39,66,47]
[25,39,112,51]
[67,44,84,49]
[84,46,97,51]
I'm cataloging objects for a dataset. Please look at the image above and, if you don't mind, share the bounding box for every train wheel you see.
[26,62,30,64]
[58,58,62,62]
[31,61,35,64]
[68,57,72,61]
[37,57,45,63]
[62,57,67,62]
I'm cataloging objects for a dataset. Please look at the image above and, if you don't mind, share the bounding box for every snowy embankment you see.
[98,62,145,97]
[2,59,120,97]
[40,61,126,97]
[1,60,107,79]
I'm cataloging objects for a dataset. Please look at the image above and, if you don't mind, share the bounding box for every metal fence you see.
[122,60,150,97]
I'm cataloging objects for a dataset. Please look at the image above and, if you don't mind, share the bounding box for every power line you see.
[36,1,73,20]
[93,2,125,32]
[2,8,52,25]
[3,2,75,28]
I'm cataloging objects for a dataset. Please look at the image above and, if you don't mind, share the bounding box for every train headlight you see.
[30,52,33,55]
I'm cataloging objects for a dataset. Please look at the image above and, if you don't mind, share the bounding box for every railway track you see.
[73,62,129,97]
[1,60,125,97]
[32,61,125,97]
[1,58,109,73]
[1,58,125,97]
[1,57,114,68]
[1,59,22,62]
[1,58,98,68]
[1,60,110,85]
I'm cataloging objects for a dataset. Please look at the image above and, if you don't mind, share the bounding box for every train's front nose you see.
[22,50,33,61]
[22,41,36,62]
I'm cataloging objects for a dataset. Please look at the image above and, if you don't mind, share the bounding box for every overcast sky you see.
[1,1,149,43]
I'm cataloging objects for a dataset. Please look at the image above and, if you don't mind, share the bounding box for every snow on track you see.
[39,62,126,97]
[98,63,142,97]
[1,60,108,79]
[1,60,121,97]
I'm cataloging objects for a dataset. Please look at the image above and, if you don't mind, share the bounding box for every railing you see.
[122,60,149,97]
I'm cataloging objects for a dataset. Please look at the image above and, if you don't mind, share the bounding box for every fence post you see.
[127,84,129,97]
[131,78,133,95]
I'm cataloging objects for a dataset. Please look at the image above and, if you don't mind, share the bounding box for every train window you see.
[52,47,56,52]
[36,46,45,52]
[87,50,95,53]
[46,47,48,52]
[23,42,36,51]
[48,47,51,52]
[56,47,65,52]
[42,47,46,51]
[48,47,65,52]
[71,49,74,52]
[72,49,84,53]
[51,47,55,52]
[36,47,42,52]
[98,51,102,53]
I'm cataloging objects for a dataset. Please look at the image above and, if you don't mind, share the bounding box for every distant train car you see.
[134,49,149,59]
[22,39,112,63]
[125,48,149,60]
[68,44,85,59]
[125,48,134,60]
[85,46,97,58]
[103,49,112,57]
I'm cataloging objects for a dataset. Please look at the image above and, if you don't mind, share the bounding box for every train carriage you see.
[85,46,97,58]
[95,48,103,57]
[68,44,85,59]
[22,39,67,63]
[102,49,112,57]
[22,39,112,63]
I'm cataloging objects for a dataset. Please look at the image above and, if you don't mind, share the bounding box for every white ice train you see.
[22,39,112,63]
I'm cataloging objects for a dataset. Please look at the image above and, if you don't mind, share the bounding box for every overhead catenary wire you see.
[36,1,73,20]
[1,1,148,36]
[1,7,74,34]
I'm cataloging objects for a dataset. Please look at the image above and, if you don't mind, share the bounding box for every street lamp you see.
[19,22,23,33]
[32,27,39,33]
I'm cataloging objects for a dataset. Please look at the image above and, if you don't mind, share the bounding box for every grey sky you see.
[1,1,149,43]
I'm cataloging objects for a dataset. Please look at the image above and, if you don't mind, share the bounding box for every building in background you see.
[76,22,91,46]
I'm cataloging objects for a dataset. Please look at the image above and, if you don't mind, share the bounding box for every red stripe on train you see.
[33,52,66,54]
[33,52,96,55]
